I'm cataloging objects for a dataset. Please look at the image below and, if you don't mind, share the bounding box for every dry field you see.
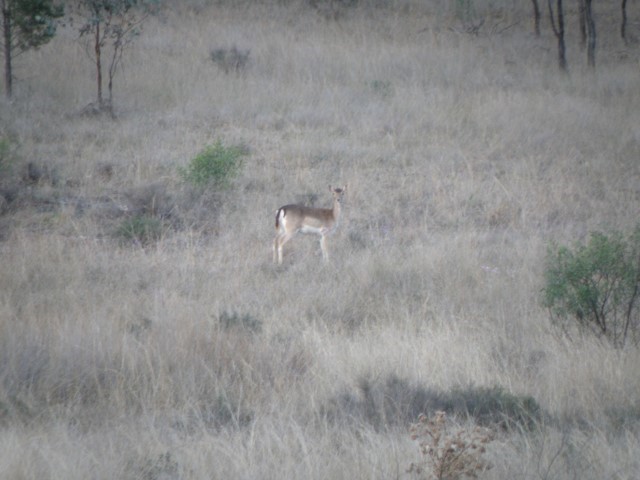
[1,1,640,478]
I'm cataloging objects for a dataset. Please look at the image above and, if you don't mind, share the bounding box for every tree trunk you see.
[532,0,541,36]
[584,0,596,68]
[577,0,586,49]
[621,0,628,44]
[95,21,103,106]
[107,43,118,110]
[548,0,567,72]
[108,74,113,107]
[2,0,12,98]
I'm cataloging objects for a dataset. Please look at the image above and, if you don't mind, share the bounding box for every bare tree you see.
[584,0,596,68]
[548,0,568,71]
[532,0,541,36]
[577,0,586,49]
[621,0,628,44]
[71,0,159,113]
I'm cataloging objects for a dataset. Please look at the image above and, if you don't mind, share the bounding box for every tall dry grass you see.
[1,1,640,478]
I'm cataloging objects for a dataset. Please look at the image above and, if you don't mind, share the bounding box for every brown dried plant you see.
[408,411,494,480]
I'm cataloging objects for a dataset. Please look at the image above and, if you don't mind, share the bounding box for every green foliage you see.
[72,0,161,108]
[210,45,250,74]
[1,0,64,97]
[208,393,253,428]
[455,0,475,22]
[0,138,15,178]
[218,311,262,333]
[75,0,159,34]
[116,215,163,245]
[5,0,64,52]
[179,141,245,189]
[543,227,640,349]
[369,79,393,98]
[137,452,179,480]
[325,375,542,432]
[446,386,542,431]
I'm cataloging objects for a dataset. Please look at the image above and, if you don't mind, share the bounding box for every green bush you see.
[210,45,250,74]
[218,311,262,334]
[179,141,245,189]
[116,215,163,246]
[324,375,542,432]
[0,138,17,180]
[542,227,640,349]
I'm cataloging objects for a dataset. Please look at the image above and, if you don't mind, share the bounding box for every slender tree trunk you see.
[107,74,113,107]
[584,0,596,68]
[532,0,541,36]
[108,44,118,109]
[549,0,567,72]
[621,0,628,44]
[95,21,103,106]
[578,0,586,49]
[2,0,12,98]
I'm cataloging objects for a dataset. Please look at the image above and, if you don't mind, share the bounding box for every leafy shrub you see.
[218,311,262,334]
[207,393,253,428]
[179,141,245,189]
[408,411,494,480]
[324,375,541,432]
[137,452,179,480]
[116,215,163,246]
[543,227,640,349]
[370,79,393,98]
[445,386,542,431]
[0,138,17,180]
[309,0,358,20]
[455,0,475,22]
[210,45,250,74]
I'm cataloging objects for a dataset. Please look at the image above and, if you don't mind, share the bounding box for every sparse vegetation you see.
[0,1,639,479]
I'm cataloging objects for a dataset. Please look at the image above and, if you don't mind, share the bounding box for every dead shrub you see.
[408,411,494,480]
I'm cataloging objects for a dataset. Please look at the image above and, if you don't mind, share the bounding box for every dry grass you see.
[1,1,640,478]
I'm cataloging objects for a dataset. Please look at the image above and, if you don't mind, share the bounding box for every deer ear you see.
[328,185,333,191]
[342,184,347,192]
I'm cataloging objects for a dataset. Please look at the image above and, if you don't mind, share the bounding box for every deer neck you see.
[332,198,342,223]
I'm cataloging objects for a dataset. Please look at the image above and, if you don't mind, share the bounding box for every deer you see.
[273,185,347,264]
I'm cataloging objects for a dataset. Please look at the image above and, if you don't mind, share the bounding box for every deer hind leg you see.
[273,235,279,263]
[319,235,329,262]
[275,231,295,264]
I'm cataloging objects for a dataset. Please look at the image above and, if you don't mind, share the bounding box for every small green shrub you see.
[455,0,475,22]
[447,386,542,431]
[218,311,262,334]
[323,376,542,432]
[207,393,253,428]
[0,138,17,180]
[210,45,250,74]
[116,215,163,246]
[369,79,393,98]
[543,227,640,349]
[179,141,245,189]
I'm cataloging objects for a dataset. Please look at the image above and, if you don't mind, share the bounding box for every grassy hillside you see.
[1,1,639,478]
